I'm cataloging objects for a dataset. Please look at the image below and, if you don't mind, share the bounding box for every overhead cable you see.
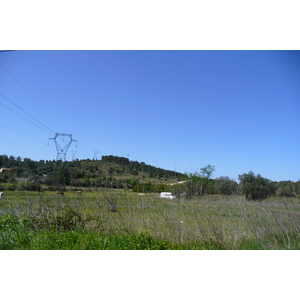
[0,100,53,135]
[0,92,55,134]
[0,62,66,130]
[0,124,46,144]
[0,138,45,155]
[76,146,90,158]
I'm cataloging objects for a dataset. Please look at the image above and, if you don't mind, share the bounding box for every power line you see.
[0,99,53,134]
[0,125,46,144]
[0,138,45,155]
[0,92,55,134]
[76,146,90,158]
[0,61,66,130]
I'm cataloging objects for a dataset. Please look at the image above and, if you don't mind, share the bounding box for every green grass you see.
[1,190,300,249]
[0,214,197,250]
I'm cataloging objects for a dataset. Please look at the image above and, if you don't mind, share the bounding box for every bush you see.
[276,181,299,198]
[0,177,7,183]
[214,176,238,195]
[6,183,16,191]
[52,208,84,230]
[16,182,41,191]
[238,171,274,200]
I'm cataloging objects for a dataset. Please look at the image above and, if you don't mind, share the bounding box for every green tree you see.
[199,164,215,179]
[54,166,70,187]
[238,171,274,200]
[214,176,238,195]
[129,178,139,188]
[183,165,216,197]
[276,180,300,198]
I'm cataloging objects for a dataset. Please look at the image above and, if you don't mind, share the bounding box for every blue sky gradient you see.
[0,50,299,182]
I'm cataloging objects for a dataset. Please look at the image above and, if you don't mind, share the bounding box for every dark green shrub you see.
[6,183,16,191]
[0,177,7,183]
[52,208,83,230]
[214,176,238,195]
[238,171,274,200]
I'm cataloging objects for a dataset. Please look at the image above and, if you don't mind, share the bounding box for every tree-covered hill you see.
[1,154,299,199]
[0,154,187,191]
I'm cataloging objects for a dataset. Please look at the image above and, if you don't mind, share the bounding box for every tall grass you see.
[1,191,300,249]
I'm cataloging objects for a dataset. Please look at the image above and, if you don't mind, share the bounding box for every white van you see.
[159,192,175,199]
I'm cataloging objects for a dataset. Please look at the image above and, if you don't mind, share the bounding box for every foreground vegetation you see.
[1,190,300,250]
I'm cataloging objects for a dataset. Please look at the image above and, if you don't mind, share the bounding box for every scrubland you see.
[1,190,300,250]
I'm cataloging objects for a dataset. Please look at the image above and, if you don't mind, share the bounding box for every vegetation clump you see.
[238,171,274,200]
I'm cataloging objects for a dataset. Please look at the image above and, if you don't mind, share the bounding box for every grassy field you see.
[1,189,300,249]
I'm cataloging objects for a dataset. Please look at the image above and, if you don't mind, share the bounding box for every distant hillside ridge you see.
[101,155,184,179]
[0,154,187,189]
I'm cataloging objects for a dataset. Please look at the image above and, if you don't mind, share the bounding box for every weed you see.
[1,192,300,249]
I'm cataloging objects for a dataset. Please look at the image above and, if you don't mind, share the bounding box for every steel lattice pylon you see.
[93,149,99,160]
[48,133,78,161]
[72,150,77,160]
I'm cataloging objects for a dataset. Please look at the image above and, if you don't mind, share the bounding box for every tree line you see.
[170,165,300,200]
[0,155,299,200]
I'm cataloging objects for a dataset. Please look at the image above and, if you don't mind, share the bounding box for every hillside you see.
[0,154,187,190]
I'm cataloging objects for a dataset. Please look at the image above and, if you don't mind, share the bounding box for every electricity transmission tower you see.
[48,133,78,161]
[93,149,99,160]
[72,150,77,160]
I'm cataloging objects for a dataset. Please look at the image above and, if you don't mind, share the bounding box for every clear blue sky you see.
[0,50,299,182]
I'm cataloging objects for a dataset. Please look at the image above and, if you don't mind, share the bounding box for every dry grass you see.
[1,190,300,249]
